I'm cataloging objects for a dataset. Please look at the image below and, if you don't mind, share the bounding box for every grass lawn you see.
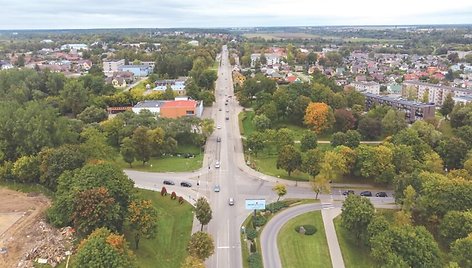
[251,153,311,181]
[333,216,375,268]
[116,145,203,172]
[239,111,256,136]
[278,211,332,268]
[124,189,194,268]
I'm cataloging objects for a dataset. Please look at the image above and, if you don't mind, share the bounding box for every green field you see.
[116,145,203,172]
[333,216,375,268]
[124,189,194,268]
[278,211,332,268]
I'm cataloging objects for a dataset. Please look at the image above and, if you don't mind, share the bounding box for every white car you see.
[215,161,220,168]
[217,125,221,129]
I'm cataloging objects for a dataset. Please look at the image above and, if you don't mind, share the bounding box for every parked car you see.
[217,137,221,142]
[215,161,220,168]
[342,190,355,195]
[214,185,220,192]
[228,197,234,206]
[163,180,175,185]
[226,116,229,120]
[180,182,192,187]
[375,192,388,197]
[360,191,373,197]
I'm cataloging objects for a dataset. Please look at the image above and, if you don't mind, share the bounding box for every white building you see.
[350,81,380,95]
[403,81,472,106]
[103,59,125,75]
[60,44,88,50]
[250,53,281,67]
[131,100,167,115]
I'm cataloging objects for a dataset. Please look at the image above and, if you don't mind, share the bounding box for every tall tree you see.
[75,228,137,268]
[72,187,121,237]
[272,183,287,201]
[276,145,302,176]
[333,109,356,132]
[440,93,455,118]
[341,194,375,240]
[132,126,152,165]
[450,234,472,268]
[304,102,334,133]
[127,199,158,249]
[246,131,265,157]
[12,155,40,183]
[121,137,136,167]
[381,109,407,136]
[195,197,212,231]
[436,137,468,170]
[187,231,215,261]
[300,131,318,152]
[439,210,472,246]
[302,148,323,178]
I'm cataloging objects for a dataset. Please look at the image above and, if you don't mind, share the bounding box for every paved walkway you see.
[321,207,345,268]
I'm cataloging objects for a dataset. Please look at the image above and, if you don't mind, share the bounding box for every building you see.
[250,53,282,67]
[103,59,125,75]
[60,44,88,50]
[351,81,380,95]
[364,93,435,122]
[132,98,203,118]
[118,65,152,77]
[452,96,472,105]
[132,100,167,114]
[153,78,187,95]
[160,99,203,119]
[402,81,472,106]
[188,40,199,46]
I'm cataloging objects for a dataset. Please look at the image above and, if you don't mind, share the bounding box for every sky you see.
[0,0,471,29]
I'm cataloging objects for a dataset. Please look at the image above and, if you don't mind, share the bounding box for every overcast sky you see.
[0,0,471,29]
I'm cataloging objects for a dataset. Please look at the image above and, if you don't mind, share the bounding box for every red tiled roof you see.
[161,100,197,108]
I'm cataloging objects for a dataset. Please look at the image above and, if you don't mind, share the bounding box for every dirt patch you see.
[0,187,73,267]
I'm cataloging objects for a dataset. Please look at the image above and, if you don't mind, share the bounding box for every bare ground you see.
[0,187,73,268]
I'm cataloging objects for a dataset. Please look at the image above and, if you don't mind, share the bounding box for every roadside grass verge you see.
[116,145,203,172]
[124,189,194,268]
[333,216,375,268]
[278,211,332,268]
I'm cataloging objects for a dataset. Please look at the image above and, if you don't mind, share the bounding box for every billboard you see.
[245,199,266,210]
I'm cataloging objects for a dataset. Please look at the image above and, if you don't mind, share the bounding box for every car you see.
[215,161,220,168]
[226,116,229,120]
[217,125,221,129]
[219,108,222,111]
[228,197,234,206]
[360,191,373,197]
[225,103,228,106]
[217,137,221,142]
[376,192,388,197]
[180,182,192,187]
[214,185,220,192]
[163,180,175,185]
[342,190,355,195]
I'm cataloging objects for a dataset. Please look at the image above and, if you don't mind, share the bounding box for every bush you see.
[294,225,317,235]
[178,196,184,204]
[246,227,257,241]
[161,187,167,196]
[170,191,177,200]
[248,253,263,268]
[253,215,267,227]
[265,201,288,214]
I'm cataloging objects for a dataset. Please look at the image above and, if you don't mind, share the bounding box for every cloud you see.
[0,0,471,29]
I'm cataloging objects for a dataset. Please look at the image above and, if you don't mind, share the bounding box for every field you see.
[278,211,332,268]
[243,32,323,40]
[124,189,194,268]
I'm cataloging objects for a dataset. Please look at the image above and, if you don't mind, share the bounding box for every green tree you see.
[181,255,205,268]
[120,137,136,167]
[272,183,287,201]
[252,114,271,131]
[355,144,395,183]
[382,109,407,136]
[357,116,382,140]
[12,155,40,183]
[75,228,137,268]
[77,106,108,124]
[72,187,121,237]
[302,148,323,178]
[439,211,472,246]
[436,137,468,170]
[132,126,152,165]
[246,132,265,157]
[440,93,455,118]
[341,194,375,240]
[80,127,115,161]
[195,197,212,231]
[331,132,347,148]
[128,199,158,249]
[163,85,175,100]
[300,131,318,152]
[187,231,215,261]
[450,234,472,268]
[61,79,89,115]
[344,130,361,148]
[274,128,295,152]
[276,145,302,176]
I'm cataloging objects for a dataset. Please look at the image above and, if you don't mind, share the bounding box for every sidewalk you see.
[321,206,345,268]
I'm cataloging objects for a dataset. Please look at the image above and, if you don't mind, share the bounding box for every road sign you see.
[245,199,266,210]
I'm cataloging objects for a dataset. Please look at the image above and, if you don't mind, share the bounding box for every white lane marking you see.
[218,246,230,249]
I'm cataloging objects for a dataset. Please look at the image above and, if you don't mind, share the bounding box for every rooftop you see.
[134,100,167,108]
[364,93,434,108]
[162,100,198,109]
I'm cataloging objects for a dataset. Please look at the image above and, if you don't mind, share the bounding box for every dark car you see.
[180,182,192,187]
[226,116,229,120]
[360,191,373,197]
[163,180,174,185]
[376,192,388,197]
[342,190,355,195]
